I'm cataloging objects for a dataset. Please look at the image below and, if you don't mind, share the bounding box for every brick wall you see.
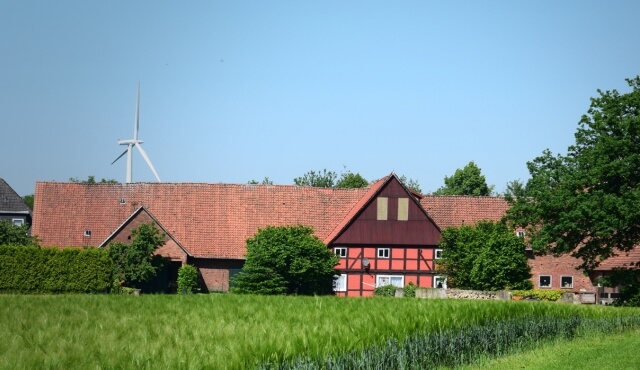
[191,258,244,292]
[527,252,595,292]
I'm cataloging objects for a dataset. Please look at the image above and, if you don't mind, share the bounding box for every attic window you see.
[377,197,388,220]
[84,230,92,237]
[397,198,409,221]
[516,230,525,238]
[119,198,126,204]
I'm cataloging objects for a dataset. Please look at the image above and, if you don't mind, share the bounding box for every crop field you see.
[1,294,640,369]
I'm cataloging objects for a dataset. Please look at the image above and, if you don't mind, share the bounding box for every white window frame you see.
[539,275,552,288]
[12,218,24,227]
[433,275,447,289]
[516,230,525,238]
[376,275,404,288]
[333,274,347,292]
[377,248,390,258]
[434,249,443,259]
[84,230,92,237]
[334,247,347,258]
[561,276,573,289]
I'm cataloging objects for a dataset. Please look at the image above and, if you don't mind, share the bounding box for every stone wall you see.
[414,288,512,300]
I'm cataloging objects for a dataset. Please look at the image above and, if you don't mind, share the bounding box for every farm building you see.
[0,178,32,229]
[31,173,634,300]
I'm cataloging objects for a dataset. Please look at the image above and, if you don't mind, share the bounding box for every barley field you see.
[1,294,639,369]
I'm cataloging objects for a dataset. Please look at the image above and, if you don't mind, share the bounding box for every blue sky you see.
[2,1,639,197]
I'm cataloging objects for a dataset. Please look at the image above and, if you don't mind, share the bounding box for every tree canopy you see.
[109,223,165,289]
[505,77,640,270]
[0,220,37,246]
[231,225,339,295]
[248,177,273,185]
[433,161,493,196]
[335,171,368,188]
[397,175,422,194]
[293,169,338,188]
[436,221,532,291]
[70,176,119,184]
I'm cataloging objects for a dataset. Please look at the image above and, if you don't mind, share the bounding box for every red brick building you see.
[32,173,635,299]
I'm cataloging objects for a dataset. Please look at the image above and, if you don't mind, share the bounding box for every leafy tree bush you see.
[0,245,112,293]
[404,281,417,298]
[374,284,397,297]
[505,77,640,270]
[437,221,533,291]
[335,172,368,188]
[0,220,37,246]
[231,225,339,295]
[433,161,494,196]
[177,265,199,294]
[601,268,640,307]
[293,169,338,188]
[397,175,422,194]
[511,289,564,301]
[108,223,165,289]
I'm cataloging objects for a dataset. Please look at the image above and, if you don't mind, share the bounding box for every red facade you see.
[330,177,443,296]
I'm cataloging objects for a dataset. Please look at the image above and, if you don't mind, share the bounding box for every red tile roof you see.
[324,175,391,245]
[420,195,510,228]
[594,249,640,270]
[33,182,371,259]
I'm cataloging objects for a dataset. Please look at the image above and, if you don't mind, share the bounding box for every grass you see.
[1,294,639,369]
[462,329,640,370]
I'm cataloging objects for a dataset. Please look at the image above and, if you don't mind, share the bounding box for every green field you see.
[463,329,640,370]
[1,294,639,369]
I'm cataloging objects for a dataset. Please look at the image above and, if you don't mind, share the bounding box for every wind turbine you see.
[111,83,161,183]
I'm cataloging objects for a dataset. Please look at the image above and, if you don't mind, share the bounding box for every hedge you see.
[0,245,113,293]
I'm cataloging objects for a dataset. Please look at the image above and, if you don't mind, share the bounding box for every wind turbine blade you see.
[134,82,140,140]
[111,149,128,165]
[135,144,161,182]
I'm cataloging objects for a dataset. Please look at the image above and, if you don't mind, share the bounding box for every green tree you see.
[248,177,274,185]
[335,171,368,188]
[22,195,34,210]
[397,175,423,194]
[0,220,37,246]
[436,221,533,291]
[231,225,339,295]
[293,169,338,188]
[433,161,494,196]
[70,176,119,184]
[108,223,165,289]
[503,179,527,200]
[177,265,200,294]
[505,77,640,270]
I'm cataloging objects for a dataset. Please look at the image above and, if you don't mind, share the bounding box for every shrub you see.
[0,245,113,293]
[177,265,199,294]
[374,284,397,297]
[404,281,417,298]
[512,289,565,301]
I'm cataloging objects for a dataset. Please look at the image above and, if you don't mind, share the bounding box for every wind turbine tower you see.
[112,83,162,183]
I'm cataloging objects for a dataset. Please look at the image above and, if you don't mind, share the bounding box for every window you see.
[84,230,92,237]
[561,276,573,289]
[377,248,390,258]
[119,198,126,204]
[539,275,552,288]
[12,219,24,227]
[334,247,347,258]
[377,275,403,288]
[334,274,347,292]
[398,197,409,221]
[377,197,388,220]
[434,275,447,289]
[516,230,525,238]
[434,249,443,259]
